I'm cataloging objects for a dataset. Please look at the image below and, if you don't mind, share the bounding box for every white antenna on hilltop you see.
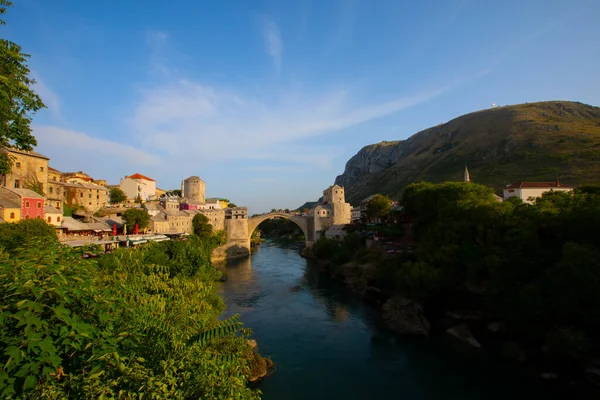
[491,103,498,108]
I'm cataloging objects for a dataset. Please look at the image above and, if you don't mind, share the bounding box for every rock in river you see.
[381,297,430,337]
[446,324,481,348]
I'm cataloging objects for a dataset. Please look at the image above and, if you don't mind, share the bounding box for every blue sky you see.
[5,0,600,212]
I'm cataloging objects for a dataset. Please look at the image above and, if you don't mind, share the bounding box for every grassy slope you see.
[340,101,600,204]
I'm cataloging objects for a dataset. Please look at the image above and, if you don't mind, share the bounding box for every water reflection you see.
[219,240,563,400]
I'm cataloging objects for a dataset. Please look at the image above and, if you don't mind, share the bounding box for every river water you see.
[219,240,560,400]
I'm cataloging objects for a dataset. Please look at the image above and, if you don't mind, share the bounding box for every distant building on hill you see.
[503,181,572,204]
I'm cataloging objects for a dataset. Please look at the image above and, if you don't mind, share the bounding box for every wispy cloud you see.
[249,178,280,183]
[129,78,453,168]
[261,18,283,72]
[246,166,304,172]
[146,30,174,77]
[31,72,61,120]
[33,125,161,166]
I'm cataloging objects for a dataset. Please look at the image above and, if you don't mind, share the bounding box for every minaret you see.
[464,165,471,183]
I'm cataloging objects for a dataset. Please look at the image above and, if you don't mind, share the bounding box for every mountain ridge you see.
[334,101,600,204]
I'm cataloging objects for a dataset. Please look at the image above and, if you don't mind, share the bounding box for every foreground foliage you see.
[0,221,260,399]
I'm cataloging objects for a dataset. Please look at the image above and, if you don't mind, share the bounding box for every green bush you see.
[0,218,57,254]
[0,231,260,398]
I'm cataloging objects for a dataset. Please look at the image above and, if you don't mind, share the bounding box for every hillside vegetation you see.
[335,101,600,204]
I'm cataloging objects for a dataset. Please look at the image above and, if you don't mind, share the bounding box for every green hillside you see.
[335,101,600,204]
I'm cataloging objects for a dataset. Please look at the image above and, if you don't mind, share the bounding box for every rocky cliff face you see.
[335,101,600,204]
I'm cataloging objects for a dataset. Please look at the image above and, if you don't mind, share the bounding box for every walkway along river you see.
[218,240,563,400]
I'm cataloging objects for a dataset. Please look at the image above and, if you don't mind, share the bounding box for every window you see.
[88,194,92,198]
[57,216,61,222]
[80,193,83,197]
[25,215,29,219]
[89,202,92,206]
[53,177,57,181]
[15,162,21,168]
[97,195,99,199]
[56,202,60,207]
[37,202,42,208]
[47,216,52,223]
[49,187,53,194]
[25,201,30,208]
[37,215,41,219]
[10,212,15,219]
[508,189,515,193]
[14,179,20,188]
[40,167,44,172]
[57,189,61,195]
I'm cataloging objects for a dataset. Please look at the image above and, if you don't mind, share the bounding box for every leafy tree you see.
[228,203,237,208]
[109,187,127,204]
[192,213,213,238]
[284,208,290,213]
[366,194,391,219]
[122,208,150,232]
[0,1,46,175]
[172,189,182,197]
[0,218,56,253]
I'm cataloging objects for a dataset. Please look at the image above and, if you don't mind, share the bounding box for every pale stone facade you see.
[44,205,63,226]
[0,148,49,194]
[62,182,109,212]
[120,173,156,201]
[320,184,351,225]
[200,208,225,231]
[503,182,572,204]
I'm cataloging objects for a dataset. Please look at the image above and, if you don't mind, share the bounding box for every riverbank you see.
[302,242,600,399]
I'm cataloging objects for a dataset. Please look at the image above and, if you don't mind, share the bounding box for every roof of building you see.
[205,197,220,202]
[143,202,163,210]
[61,217,111,232]
[151,213,168,222]
[48,166,62,173]
[126,173,155,182]
[504,181,573,189]
[2,147,49,160]
[360,194,379,204]
[493,194,504,202]
[44,205,62,214]
[3,187,45,199]
[0,198,20,208]
[184,175,204,182]
[61,182,109,191]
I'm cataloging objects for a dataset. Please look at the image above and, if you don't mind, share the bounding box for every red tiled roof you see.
[505,182,572,189]
[127,173,155,182]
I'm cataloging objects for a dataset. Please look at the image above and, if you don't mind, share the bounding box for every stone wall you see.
[183,177,205,204]
[0,149,49,193]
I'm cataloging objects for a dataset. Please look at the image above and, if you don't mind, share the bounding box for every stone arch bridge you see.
[213,212,316,261]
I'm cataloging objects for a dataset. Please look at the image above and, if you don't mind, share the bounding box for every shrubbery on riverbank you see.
[313,182,600,382]
[0,220,261,399]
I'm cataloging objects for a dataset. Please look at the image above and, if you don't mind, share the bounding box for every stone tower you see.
[322,184,351,225]
[183,176,206,204]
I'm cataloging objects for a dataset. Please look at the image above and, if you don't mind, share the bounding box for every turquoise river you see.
[219,240,566,400]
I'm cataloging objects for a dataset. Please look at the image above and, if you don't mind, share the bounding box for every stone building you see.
[0,198,20,223]
[0,187,45,220]
[182,176,205,205]
[0,147,49,194]
[120,173,156,201]
[160,195,181,211]
[62,182,109,212]
[200,208,225,230]
[44,205,63,226]
[225,207,248,220]
[320,184,351,225]
[47,179,65,211]
[503,181,572,204]
[149,210,193,234]
[142,202,164,216]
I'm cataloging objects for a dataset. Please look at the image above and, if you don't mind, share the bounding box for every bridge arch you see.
[247,213,311,244]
